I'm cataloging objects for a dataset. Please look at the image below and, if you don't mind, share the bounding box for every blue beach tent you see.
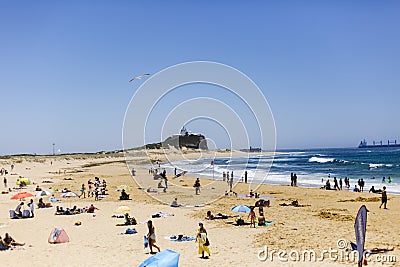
[138,249,180,267]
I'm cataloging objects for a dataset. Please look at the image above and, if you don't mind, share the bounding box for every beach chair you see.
[9,210,18,219]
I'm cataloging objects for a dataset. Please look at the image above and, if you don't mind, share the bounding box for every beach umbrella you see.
[61,192,79,198]
[231,204,251,213]
[117,185,131,192]
[115,206,130,214]
[10,191,33,200]
[35,190,51,197]
[139,249,180,267]
[61,191,79,207]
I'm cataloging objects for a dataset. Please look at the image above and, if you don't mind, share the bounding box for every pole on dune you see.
[52,143,55,155]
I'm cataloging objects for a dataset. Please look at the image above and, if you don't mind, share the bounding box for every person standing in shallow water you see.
[379,186,387,209]
[290,173,294,186]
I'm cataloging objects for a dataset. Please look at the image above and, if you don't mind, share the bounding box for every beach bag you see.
[9,210,18,219]
[204,238,210,246]
[22,210,31,218]
[199,233,207,245]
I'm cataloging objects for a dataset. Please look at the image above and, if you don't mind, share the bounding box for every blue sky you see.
[1,1,399,155]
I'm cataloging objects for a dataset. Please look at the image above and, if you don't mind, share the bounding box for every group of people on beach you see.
[13,199,35,218]
[321,174,390,209]
[55,203,98,215]
[79,177,107,201]
[322,176,353,191]
[144,219,211,259]
[222,171,234,182]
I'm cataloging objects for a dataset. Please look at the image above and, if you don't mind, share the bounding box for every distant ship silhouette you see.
[358,139,400,148]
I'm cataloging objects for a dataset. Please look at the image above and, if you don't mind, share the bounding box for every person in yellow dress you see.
[196,222,211,259]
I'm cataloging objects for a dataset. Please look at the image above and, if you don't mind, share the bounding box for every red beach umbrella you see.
[11,191,34,200]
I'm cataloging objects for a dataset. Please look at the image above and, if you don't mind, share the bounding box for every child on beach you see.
[248,208,256,228]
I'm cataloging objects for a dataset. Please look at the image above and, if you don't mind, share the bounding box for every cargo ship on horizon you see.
[358,139,400,148]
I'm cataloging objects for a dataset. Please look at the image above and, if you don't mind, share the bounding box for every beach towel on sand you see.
[257,221,275,227]
[165,235,196,242]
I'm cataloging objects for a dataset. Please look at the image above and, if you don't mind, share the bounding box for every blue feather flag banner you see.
[354,205,367,265]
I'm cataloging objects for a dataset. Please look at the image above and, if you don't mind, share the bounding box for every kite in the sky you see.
[129,73,150,82]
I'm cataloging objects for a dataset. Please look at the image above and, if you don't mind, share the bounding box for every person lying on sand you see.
[146,187,158,193]
[279,200,308,207]
[206,211,229,220]
[3,233,25,247]
[369,186,382,194]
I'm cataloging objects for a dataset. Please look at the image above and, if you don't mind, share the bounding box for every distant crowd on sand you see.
[318,173,390,209]
[78,177,108,201]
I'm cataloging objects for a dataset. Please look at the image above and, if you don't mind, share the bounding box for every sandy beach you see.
[0,150,399,266]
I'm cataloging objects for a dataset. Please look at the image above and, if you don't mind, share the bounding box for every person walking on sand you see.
[196,222,210,259]
[147,220,160,254]
[3,176,7,188]
[79,184,86,198]
[333,177,339,190]
[194,178,201,195]
[379,186,387,209]
[244,170,248,183]
[229,176,233,192]
[339,178,343,190]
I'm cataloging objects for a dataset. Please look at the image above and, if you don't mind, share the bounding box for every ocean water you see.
[166,148,400,194]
